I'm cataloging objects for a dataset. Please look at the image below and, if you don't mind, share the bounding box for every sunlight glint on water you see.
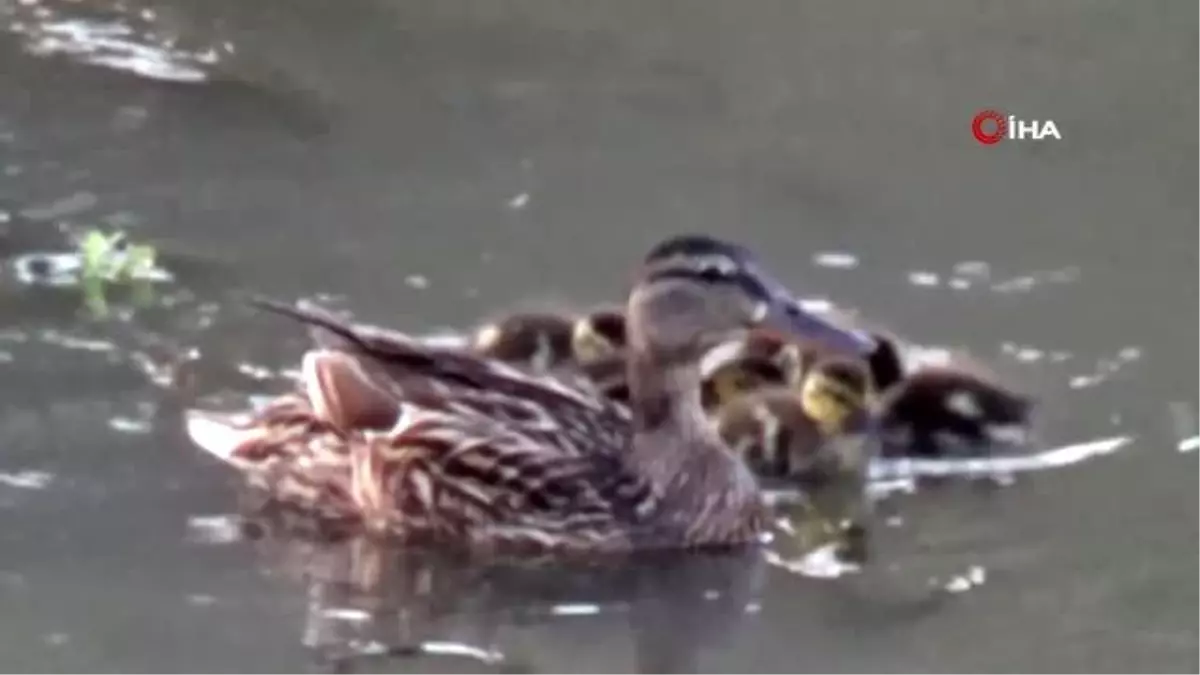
[4,0,229,83]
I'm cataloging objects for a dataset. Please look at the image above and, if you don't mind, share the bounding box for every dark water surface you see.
[0,0,1196,672]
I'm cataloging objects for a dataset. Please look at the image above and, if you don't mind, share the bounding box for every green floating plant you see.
[77,229,161,318]
[79,230,159,281]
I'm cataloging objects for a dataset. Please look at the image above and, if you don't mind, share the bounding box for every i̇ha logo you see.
[971,110,1062,145]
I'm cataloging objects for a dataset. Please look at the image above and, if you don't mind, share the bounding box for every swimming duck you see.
[184,234,877,553]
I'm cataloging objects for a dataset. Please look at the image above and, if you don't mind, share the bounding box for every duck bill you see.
[762,297,876,357]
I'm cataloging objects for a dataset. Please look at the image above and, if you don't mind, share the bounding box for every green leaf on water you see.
[75,228,161,316]
[79,229,121,281]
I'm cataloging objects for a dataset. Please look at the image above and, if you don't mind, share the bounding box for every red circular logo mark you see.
[971,110,1007,145]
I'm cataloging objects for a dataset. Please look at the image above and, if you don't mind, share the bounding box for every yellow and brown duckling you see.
[699,334,794,414]
[468,311,578,372]
[712,357,875,559]
[713,357,872,482]
[467,306,633,404]
[569,305,633,404]
[570,305,627,366]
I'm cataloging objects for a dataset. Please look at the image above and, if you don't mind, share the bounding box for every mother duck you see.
[185,235,876,553]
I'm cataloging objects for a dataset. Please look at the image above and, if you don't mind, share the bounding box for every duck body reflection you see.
[244,511,769,673]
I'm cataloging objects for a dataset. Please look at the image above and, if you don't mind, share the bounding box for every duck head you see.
[617,235,878,530]
[626,235,876,368]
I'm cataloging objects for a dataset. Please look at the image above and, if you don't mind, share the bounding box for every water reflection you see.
[243,512,770,673]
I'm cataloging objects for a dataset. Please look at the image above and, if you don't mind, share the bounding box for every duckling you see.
[873,365,1034,459]
[700,352,791,414]
[713,357,875,558]
[700,329,805,394]
[700,324,1034,460]
[713,358,873,480]
[469,307,635,403]
[698,327,905,411]
[569,306,631,403]
[469,312,577,372]
[570,305,627,365]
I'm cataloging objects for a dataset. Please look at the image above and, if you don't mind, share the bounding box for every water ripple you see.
[0,469,54,490]
[4,0,231,83]
[868,434,1130,484]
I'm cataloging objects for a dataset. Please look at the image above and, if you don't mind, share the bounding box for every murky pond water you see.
[1,0,1196,672]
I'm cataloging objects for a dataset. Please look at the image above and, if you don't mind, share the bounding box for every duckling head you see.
[570,307,627,365]
[701,330,807,386]
[700,355,790,413]
[471,312,576,371]
[799,357,872,436]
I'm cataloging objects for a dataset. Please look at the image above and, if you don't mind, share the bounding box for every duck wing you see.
[250,297,632,456]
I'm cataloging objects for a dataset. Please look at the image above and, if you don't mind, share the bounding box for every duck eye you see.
[690,254,739,280]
